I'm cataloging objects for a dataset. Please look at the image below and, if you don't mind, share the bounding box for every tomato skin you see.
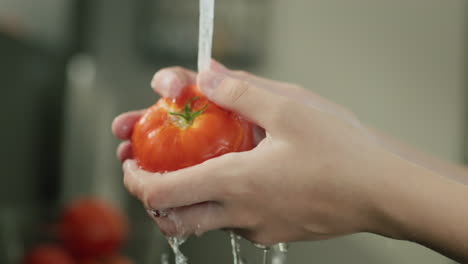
[58,198,128,260]
[22,244,75,264]
[132,85,254,173]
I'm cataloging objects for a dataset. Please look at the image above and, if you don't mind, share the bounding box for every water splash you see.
[162,233,288,264]
[167,237,188,264]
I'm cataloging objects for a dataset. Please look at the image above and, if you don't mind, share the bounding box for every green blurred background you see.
[0,0,465,263]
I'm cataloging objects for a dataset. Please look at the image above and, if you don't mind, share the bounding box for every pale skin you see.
[112,61,468,262]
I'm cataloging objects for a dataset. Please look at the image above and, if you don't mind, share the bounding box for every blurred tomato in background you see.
[22,244,74,264]
[20,197,133,264]
[58,198,128,260]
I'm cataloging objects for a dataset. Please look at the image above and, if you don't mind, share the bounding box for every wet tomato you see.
[22,244,75,264]
[132,85,254,172]
[58,198,128,260]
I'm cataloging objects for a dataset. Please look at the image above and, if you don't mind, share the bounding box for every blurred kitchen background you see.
[0,0,465,263]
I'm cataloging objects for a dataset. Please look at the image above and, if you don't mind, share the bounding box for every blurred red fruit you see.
[22,244,75,264]
[58,198,128,259]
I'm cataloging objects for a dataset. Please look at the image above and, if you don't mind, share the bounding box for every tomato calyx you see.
[169,96,208,129]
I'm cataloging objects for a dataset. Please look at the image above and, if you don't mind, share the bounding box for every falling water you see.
[230,232,246,264]
[161,253,170,264]
[270,243,289,264]
[198,0,215,72]
[167,237,188,264]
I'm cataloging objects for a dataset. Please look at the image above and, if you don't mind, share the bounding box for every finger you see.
[112,110,144,140]
[212,60,358,125]
[123,155,243,210]
[220,61,324,110]
[198,70,291,133]
[150,202,230,237]
[211,59,310,100]
[151,67,197,98]
[117,141,133,162]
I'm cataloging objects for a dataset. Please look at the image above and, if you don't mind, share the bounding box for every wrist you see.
[369,154,468,244]
[363,153,439,240]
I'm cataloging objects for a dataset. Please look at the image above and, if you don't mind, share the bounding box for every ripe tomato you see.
[22,244,75,264]
[58,198,128,260]
[132,85,254,172]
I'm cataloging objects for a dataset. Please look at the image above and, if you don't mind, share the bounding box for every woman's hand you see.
[112,62,468,262]
[112,61,394,243]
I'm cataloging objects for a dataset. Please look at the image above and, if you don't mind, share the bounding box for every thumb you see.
[198,70,287,131]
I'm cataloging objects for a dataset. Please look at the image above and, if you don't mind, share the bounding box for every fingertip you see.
[112,111,144,140]
[122,159,137,171]
[152,67,196,98]
[111,115,125,139]
[117,141,133,162]
[123,159,153,179]
[152,70,183,98]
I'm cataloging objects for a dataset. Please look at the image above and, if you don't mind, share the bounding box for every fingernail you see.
[198,71,225,99]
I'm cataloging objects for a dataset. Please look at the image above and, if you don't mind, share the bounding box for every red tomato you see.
[22,244,75,264]
[132,85,254,172]
[58,198,128,260]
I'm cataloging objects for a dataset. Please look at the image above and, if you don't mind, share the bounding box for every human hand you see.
[112,62,395,244]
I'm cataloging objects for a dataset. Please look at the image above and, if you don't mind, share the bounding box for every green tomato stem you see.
[169,97,209,126]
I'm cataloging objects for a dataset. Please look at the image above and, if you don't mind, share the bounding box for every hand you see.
[112,62,395,244]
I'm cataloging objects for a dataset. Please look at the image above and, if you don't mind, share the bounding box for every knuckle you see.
[219,79,249,106]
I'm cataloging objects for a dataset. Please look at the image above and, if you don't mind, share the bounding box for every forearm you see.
[368,126,468,185]
[373,155,468,262]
